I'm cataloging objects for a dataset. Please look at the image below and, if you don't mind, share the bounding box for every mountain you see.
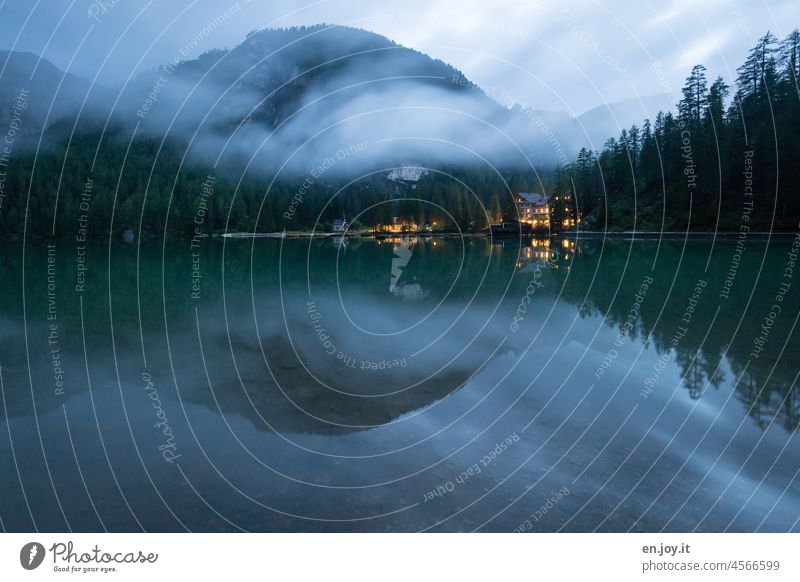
[575,94,674,145]
[116,25,531,172]
[0,51,107,142]
[125,26,486,129]
[1,26,675,172]
[501,93,674,163]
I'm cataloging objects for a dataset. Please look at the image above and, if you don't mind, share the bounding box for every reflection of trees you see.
[3,237,797,432]
[673,347,725,400]
[271,236,799,432]
[729,358,800,432]
[550,239,800,432]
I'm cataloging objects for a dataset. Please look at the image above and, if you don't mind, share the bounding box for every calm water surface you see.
[1,236,798,531]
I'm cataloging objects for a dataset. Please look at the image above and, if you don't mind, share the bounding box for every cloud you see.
[1,0,796,118]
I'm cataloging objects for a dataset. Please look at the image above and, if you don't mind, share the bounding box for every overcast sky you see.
[1,0,797,114]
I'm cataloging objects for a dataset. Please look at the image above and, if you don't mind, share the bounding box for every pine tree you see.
[778,29,800,85]
[679,65,708,124]
[736,32,778,101]
[705,77,729,127]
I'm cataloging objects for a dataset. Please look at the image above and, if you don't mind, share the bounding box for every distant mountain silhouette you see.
[0,50,108,140]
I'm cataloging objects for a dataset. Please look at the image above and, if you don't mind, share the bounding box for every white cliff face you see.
[387,164,429,183]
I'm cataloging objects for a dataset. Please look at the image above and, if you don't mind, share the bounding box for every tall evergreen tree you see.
[679,65,708,124]
[736,32,778,102]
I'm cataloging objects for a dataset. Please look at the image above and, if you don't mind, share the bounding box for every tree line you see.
[2,30,797,237]
[0,128,543,236]
[554,30,800,232]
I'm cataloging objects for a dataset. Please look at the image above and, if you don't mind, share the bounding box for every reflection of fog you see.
[2,237,800,532]
[390,282,428,301]
[177,328,474,435]
[1,237,798,436]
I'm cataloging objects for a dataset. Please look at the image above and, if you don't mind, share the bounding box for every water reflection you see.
[0,237,800,431]
[0,236,798,531]
[1,237,798,432]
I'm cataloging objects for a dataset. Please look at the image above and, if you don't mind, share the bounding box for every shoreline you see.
[6,229,799,241]
[560,230,798,240]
